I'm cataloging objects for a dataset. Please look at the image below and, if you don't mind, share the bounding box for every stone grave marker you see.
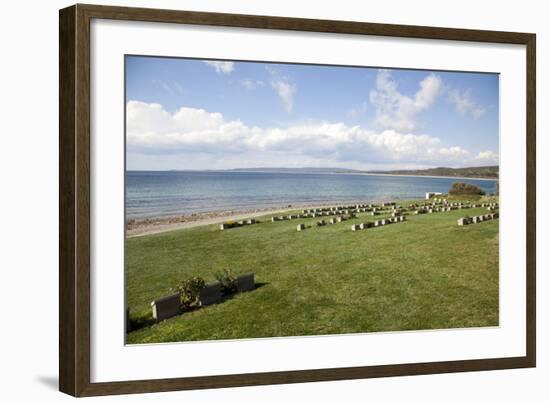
[151,294,181,322]
[236,273,255,292]
[199,281,222,306]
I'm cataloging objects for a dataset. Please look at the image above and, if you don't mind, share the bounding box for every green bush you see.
[448,182,486,196]
[214,268,237,296]
[173,276,205,309]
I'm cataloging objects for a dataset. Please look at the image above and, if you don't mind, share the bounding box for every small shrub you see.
[173,276,205,309]
[214,268,237,296]
[449,182,485,196]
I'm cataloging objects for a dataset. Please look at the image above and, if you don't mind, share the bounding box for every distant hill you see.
[181,165,499,179]
[368,166,499,179]
[230,167,358,174]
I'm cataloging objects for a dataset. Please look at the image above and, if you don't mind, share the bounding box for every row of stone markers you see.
[273,210,362,222]
[457,213,499,226]
[316,215,354,226]
[414,206,458,214]
[272,209,366,221]
[220,219,257,230]
[412,203,496,215]
[351,215,406,231]
[296,214,357,231]
[271,203,401,223]
[222,199,498,230]
[409,199,498,210]
[427,203,498,214]
[150,273,255,323]
[329,215,354,224]
[301,203,376,214]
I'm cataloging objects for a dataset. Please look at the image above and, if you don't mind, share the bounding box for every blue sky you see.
[126,56,499,171]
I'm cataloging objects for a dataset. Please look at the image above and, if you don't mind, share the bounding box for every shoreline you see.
[128,207,289,238]
[127,199,406,237]
[127,191,499,238]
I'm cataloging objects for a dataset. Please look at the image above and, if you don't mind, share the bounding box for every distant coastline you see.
[131,169,498,181]
[146,165,499,181]
[351,172,498,181]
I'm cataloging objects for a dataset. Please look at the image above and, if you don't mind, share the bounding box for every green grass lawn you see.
[125,199,499,344]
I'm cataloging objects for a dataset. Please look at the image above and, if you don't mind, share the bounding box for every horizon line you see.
[126,165,499,172]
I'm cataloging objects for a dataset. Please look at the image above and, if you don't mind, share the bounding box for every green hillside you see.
[126,198,499,344]
[370,166,499,179]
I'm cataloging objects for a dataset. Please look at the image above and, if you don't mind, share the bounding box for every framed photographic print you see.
[59,4,536,397]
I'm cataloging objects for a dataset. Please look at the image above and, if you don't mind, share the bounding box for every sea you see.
[126,171,498,220]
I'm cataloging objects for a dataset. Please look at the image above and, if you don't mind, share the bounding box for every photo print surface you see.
[124,56,499,344]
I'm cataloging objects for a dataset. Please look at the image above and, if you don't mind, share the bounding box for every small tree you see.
[448,182,486,196]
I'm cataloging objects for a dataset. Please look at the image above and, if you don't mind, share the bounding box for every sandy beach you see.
[127,207,288,237]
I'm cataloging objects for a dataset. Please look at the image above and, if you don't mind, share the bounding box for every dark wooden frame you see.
[59,3,536,397]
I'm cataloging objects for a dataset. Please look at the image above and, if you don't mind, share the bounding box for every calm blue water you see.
[126,171,497,219]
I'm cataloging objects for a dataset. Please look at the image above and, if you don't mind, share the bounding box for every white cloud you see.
[126,101,493,169]
[202,61,235,75]
[369,70,442,131]
[436,146,470,159]
[265,66,297,113]
[242,79,265,90]
[270,79,296,113]
[448,88,486,119]
[475,150,498,164]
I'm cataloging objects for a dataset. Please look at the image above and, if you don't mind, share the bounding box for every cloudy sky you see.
[126,56,499,171]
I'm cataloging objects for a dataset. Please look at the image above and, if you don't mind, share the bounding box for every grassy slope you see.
[126,200,498,344]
